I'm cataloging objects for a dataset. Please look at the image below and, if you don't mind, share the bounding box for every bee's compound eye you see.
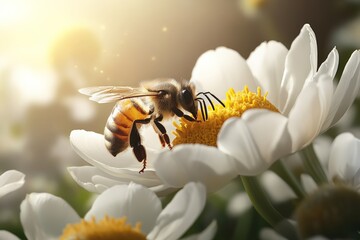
[181,89,193,106]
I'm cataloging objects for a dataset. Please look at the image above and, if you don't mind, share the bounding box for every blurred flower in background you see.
[0,0,359,239]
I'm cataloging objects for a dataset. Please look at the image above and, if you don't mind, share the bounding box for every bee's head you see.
[178,82,198,119]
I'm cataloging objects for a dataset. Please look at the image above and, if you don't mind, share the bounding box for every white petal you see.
[300,174,318,194]
[68,166,107,193]
[85,183,161,234]
[279,24,318,115]
[153,145,238,192]
[260,171,296,203]
[190,47,258,100]
[288,73,333,151]
[227,192,252,216]
[20,193,80,240]
[312,135,333,167]
[70,130,160,175]
[180,220,217,240]
[328,133,360,185]
[316,48,339,79]
[67,165,170,194]
[0,231,21,240]
[259,228,287,240]
[218,111,291,175]
[0,170,25,198]
[241,110,292,162]
[323,50,360,129]
[148,182,206,240]
[246,41,288,107]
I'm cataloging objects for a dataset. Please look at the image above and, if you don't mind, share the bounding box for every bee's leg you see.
[158,134,166,148]
[153,115,172,150]
[172,107,199,122]
[130,118,151,173]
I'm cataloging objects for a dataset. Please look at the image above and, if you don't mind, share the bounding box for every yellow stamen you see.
[173,86,279,146]
[59,216,146,240]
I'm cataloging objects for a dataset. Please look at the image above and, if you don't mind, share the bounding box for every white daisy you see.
[70,23,360,194]
[153,24,360,190]
[0,182,216,240]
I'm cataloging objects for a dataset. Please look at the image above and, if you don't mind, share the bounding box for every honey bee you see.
[80,78,224,173]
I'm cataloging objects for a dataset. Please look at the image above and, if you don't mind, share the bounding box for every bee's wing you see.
[79,86,160,103]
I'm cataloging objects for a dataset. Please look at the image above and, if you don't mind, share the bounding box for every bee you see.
[80,78,224,173]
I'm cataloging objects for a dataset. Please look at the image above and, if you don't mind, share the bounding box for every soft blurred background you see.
[0,0,359,239]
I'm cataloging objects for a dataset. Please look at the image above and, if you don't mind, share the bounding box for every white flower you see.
[299,133,360,194]
[153,23,360,190]
[328,132,360,191]
[0,182,216,240]
[0,170,25,198]
[70,23,360,194]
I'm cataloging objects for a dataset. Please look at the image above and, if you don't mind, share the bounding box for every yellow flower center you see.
[173,86,279,147]
[59,216,146,240]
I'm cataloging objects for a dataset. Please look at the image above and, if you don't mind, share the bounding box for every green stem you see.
[300,144,328,185]
[271,159,307,199]
[240,176,285,227]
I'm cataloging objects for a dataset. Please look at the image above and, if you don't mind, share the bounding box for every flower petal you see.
[85,183,162,234]
[218,111,291,175]
[0,170,25,198]
[190,47,258,100]
[180,220,217,240]
[260,171,296,203]
[153,145,238,192]
[70,130,160,176]
[260,228,288,240]
[288,73,333,150]
[328,133,360,186]
[316,48,339,79]
[227,192,252,216]
[300,174,318,194]
[68,166,174,195]
[313,135,333,167]
[20,193,80,240]
[0,231,21,240]
[322,50,360,130]
[147,182,206,240]
[246,41,288,107]
[279,24,318,115]
[68,166,107,193]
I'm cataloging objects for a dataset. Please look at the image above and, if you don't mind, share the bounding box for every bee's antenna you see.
[200,93,215,110]
[195,99,205,121]
[196,98,208,121]
[196,92,225,108]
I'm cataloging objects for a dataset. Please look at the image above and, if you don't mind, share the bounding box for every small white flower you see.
[0,182,216,240]
[300,133,360,193]
[328,132,360,191]
[0,170,25,198]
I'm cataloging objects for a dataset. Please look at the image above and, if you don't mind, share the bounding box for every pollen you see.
[172,86,279,146]
[59,215,146,240]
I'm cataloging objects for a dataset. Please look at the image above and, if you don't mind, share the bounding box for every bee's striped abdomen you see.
[104,99,149,156]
